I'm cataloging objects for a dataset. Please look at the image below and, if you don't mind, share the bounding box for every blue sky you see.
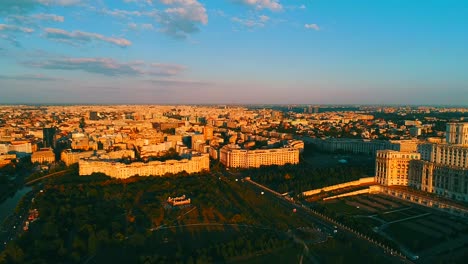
[0,0,467,105]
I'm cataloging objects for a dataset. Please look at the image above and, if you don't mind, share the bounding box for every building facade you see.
[418,143,468,168]
[446,122,468,145]
[409,160,468,201]
[79,153,209,178]
[219,144,299,168]
[378,124,468,202]
[61,150,95,166]
[310,138,419,155]
[375,150,421,186]
[42,127,56,148]
[31,149,55,164]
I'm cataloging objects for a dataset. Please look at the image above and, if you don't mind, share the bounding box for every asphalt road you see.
[0,189,38,252]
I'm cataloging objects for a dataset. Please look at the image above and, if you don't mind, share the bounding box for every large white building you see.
[377,123,468,202]
[446,122,468,145]
[79,153,209,178]
[219,144,299,168]
[418,143,468,168]
[309,138,419,155]
[375,150,421,186]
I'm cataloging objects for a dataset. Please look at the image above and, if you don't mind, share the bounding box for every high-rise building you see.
[89,111,99,120]
[203,125,214,141]
[42,127,56,149]
[446,122,468,145]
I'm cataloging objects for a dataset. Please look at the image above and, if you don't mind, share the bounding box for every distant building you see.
[191,134,205,149]
[0,154,16,168]
[42,127,56,148]
[309,138,419,155]
[79,153,210,178]
[8,141,33,155]
[31,149,55,164]
[89,111,99,121]
[203,125,214,141]
[409,127,422,137]
[220,144,299,168]
[61,150,95,166]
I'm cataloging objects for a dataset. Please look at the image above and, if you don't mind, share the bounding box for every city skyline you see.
[1,0,468,105]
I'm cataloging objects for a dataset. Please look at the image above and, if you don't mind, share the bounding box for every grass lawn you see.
[322,199,365,215]
[235,245,302,264]
[385,222,443,252]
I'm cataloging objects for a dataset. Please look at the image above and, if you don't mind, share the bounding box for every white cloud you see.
[0,73,61,81]
[124,0,153,5]
[34,13,64,22]
[6,13,65,25]
[232,15,270,28]
[27,57,186,77]
[304,23,320,31]
[101,1,208,39]
[259,15,269,22]
[157,0,208,38]
[102,9,145,18]
[44,28,132,47]
[128,23,154,31]
[37,0,81,6]
[0,24,35,33]
[233,0,283,12]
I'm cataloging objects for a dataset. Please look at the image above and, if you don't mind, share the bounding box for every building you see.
[409,127,422,137]
[7,141,33,155]
[31,149,56,164]
[42,127,56,148]
[61,150,95,166]
[446,122,468,145]
[167,195,191,206]
[409,160,468,201]
[219,144,299,168]
[418,143,468,168]
[203,125,214,141]
[409,141,468,201]
[79,153,209,178]
[0,154,16,168]
[191,134,205,149]
[375,150,421,186]
[309,138,419,155]
[377,124,468,202]
[89,111,99,120]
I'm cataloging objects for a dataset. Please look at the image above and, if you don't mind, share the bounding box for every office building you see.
[43,127,56,148]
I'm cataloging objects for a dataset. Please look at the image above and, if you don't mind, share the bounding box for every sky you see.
[0,0,467,105]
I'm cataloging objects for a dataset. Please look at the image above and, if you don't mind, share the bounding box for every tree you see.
[3,243,25,263]
[79,117,86,131]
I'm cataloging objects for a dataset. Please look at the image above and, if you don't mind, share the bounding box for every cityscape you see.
[1,1,468,264]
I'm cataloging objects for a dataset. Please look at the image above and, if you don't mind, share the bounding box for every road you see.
[25,169,71,185]
[0,188,38,252]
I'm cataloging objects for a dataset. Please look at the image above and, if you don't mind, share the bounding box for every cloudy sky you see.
[0,0,467,105]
